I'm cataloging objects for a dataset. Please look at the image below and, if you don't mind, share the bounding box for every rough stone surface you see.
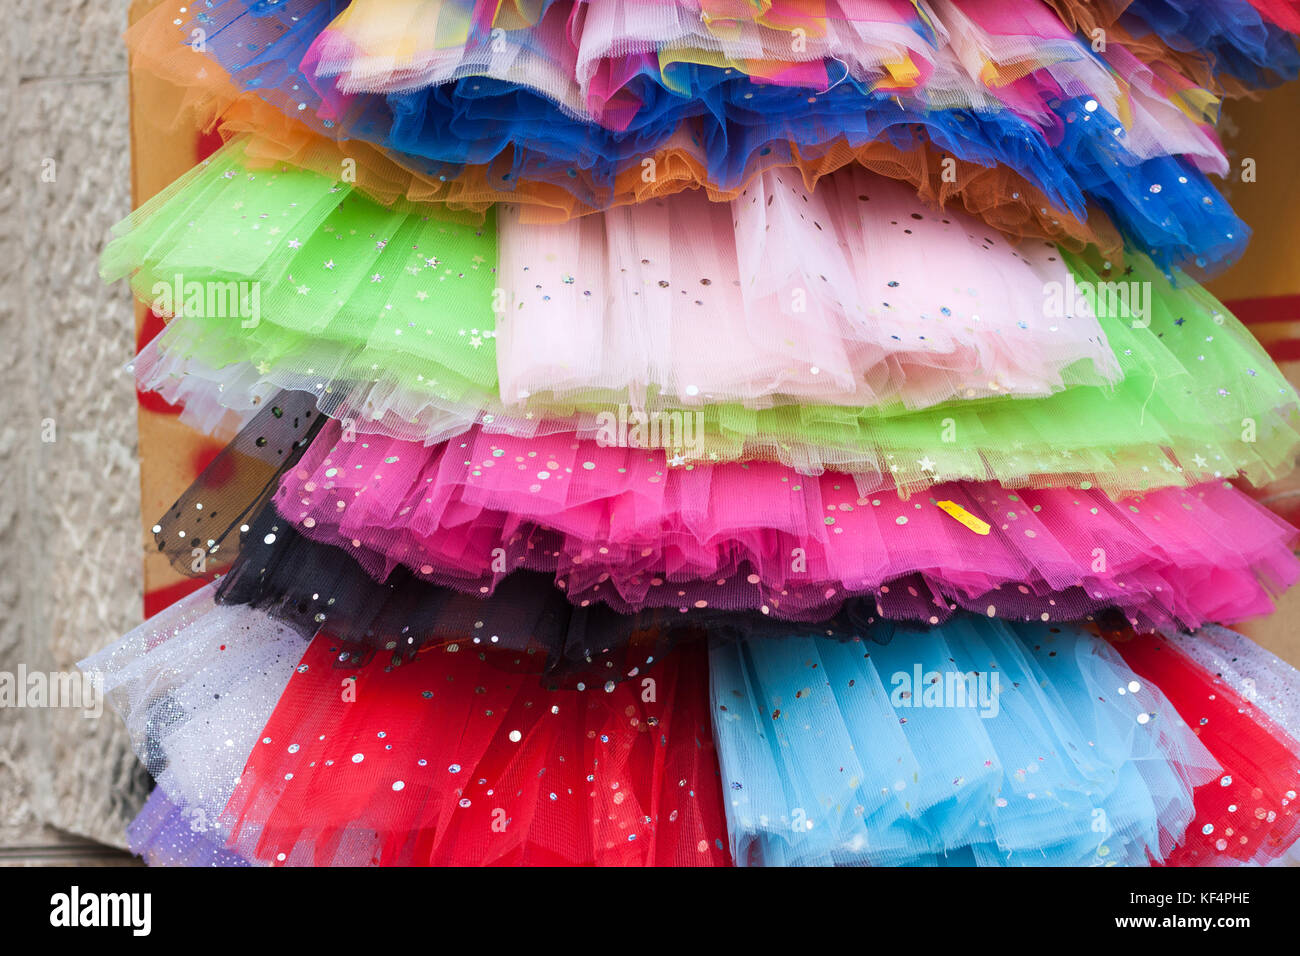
[1,0,148,854]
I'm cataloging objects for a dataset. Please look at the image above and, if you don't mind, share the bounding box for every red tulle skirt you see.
[220,634,732,866]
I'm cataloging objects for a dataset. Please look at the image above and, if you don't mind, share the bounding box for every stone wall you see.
[0,0,148,857]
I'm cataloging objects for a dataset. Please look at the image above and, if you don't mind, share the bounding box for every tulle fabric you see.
[78,586,311,836]
[309,0,1216,168]
[147,398,1300,630]
[95,0,1300,874]
[146,391,326,571]
[223,632,731,866]
[266,424,1299,625]
[1041,3,1261,101]
[128,789,260,867]
[252,0,1233,181]
[127,4,1127,250]
[708,618,1220,866]
[139,0,1248,270]
[120,144,1125,416]
[1166,623,1300,865]
[313,0,946,108]
[215,504,900,688]
[1044,0,1300,88]
[308,0,1296,98]
[106,141,508,445]
[1124,0,1300,89]
[1244,0,1300,33]
[91,590,1300,868]
[1168,623,1300,740]
[84,586,732,866]
[493,166,1122,411]
[106,146,1300,488]
[1108,628,1300,866]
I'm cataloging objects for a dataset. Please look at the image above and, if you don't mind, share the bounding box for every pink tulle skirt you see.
[270,420,1300,626]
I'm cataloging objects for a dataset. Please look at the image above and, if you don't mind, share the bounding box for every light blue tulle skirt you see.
[709,617,1221,866]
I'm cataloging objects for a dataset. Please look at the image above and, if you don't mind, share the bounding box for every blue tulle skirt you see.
[708,617,1220,866]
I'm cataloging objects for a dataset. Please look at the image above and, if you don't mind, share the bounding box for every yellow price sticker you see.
[936,500,991,536]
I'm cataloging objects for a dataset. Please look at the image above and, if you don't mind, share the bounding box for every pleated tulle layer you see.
[130,12,1127,249]
[710,618,1220,865]
[126,145,1128,415]
[106,146,1300,489]
[215,510,903,688]
[216,494,1294,687]
[231,0,1300,91]
[145,397,1300,630]
[88,589,1300,866]
[135,0,1253,269]
[305,0,1232,175]
[83,587,731,866]
[269,425,1300,625]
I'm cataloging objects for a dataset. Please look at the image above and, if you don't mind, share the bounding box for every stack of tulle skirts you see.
[87,0,1300,866]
